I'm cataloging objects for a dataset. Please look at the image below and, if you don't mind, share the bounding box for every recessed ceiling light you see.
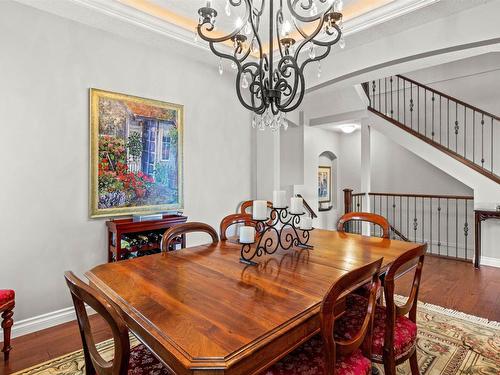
[339,124,357,134]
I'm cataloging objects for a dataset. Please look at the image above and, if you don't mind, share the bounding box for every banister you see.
[296,194,318,218]
[397,75,500,122]
[369,192,473,200]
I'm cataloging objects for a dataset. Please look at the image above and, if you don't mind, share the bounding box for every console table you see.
[474,209,500,268]
[106,214,188,262]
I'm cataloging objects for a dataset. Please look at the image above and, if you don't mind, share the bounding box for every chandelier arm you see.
[275,58,300,109]
[276,6,285,59]
[197,2,250,44]
[278,72,305,113]
[286,0,332,23]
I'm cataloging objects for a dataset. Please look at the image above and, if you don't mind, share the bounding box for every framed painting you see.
[90,89,183,218]
[318,166,331,204]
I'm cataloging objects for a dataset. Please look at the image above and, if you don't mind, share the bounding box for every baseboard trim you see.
[0,306,92,340]
[480,256,500,268]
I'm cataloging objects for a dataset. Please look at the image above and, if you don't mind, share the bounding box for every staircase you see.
[363,75,500,184]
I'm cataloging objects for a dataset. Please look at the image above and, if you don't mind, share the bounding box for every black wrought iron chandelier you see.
[197,0,345,130]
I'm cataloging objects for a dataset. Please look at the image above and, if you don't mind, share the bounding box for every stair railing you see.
[365,75,500,183]
[343,189,474,262]
[295,194,318,218]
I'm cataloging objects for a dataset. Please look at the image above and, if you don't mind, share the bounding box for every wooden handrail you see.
[296,194,318,218]
[397,75,500,122]
[369,192,473,200]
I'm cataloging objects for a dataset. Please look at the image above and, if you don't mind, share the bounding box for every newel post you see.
[343,189,353,214]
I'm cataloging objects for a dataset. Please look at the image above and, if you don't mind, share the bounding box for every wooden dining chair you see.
[335,245,426,375]
[161,222,219,252]
[220,213,254,240]
[263,258,383,375]
[337,212,390,238]
[64,271,172,375]
[1,289,15,361]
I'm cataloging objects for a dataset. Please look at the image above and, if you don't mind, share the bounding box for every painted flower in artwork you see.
[94,93,181,212]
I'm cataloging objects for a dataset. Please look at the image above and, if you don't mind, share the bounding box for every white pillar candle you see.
[272,190,287,208]
[300,217,313,230]
[289,197,303,214]
[253,200,268,220]
[239,226,255,244]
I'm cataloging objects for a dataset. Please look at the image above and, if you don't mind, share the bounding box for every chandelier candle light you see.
[236,192,314,265]
[197,0,345,131]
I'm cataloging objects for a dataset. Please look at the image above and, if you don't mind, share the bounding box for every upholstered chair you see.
[1,289,15,361]
[335,246,426,375]
[263,258,383,375]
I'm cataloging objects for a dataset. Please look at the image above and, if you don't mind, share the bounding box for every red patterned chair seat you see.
[0,290,15,307]
[129,344,173,374]
[335,294,417,362]
[262,335,371,375]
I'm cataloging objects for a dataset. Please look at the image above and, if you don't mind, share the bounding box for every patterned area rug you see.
[12,297,500,375]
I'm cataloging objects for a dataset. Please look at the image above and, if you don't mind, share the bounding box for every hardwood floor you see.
[1,256,499,374]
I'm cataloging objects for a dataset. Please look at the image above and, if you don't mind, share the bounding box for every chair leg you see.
[409,351,419,375]
[2,308,14,361]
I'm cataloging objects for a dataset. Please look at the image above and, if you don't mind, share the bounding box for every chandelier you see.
[197,0,345,130]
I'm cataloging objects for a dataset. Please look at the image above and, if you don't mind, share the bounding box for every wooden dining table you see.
[86,229,426,375]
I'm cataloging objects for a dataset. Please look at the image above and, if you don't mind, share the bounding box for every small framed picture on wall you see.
[318,166,331,205]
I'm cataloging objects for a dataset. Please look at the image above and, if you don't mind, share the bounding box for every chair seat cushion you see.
[0,289,15,307]
[335,294,417,362]
[262,335,371,375]
[129,344,173,374]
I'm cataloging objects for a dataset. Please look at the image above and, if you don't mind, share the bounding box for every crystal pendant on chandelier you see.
[218,58,223,75]
[309,45,316,60]
[241,73,249,89]
[339,35,346,49]
[193,27,199,42]
[225,0,231,16]
[253,109,288,132]
[317,62,321,78]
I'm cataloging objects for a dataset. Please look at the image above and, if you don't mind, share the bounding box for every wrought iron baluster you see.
[472,110,475,163]
[446,198,449,257]
[464,107,467,158]
[392,196,395,228]
[464,200,468,260]
[431,93,435,139]
[372,80,376,110]
[455,103,459,153]
[417,86,420,133]
[481,114,485,168]
[437,198,441,255]
[385,77,388,115]
[413,197,417,242]
[421,197,424,245]
[447,98,450,148]
[397,76,400,122]
[424,89,427,137]
[379,79,381,112]
[430,198,433,253]
[390,76,393,118]
[399,196,402,235]
[455,199,458,259]
[406,196,409,239]
[491,117,494,174]
[439,95,442,143]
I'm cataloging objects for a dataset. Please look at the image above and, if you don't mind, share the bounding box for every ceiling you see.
[115,0,437,53]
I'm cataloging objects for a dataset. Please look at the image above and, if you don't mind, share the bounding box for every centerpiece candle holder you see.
[239,206,314,266]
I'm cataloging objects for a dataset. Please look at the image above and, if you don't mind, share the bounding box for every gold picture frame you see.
[90,88,184,218]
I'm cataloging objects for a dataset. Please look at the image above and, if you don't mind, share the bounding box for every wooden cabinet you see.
[106,215,188,262]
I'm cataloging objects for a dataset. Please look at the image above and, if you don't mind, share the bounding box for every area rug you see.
[11,297,500,375]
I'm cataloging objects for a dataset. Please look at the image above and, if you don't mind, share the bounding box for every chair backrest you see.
[382,244,426,358]
[337,212,390,238]
[320,258,382,375]
[64,271,130,375]
[240,200,273,214]
[219,213,254,240]
[161,222,219,252]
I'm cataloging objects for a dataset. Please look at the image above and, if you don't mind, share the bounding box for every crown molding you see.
[14,0,440,53]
